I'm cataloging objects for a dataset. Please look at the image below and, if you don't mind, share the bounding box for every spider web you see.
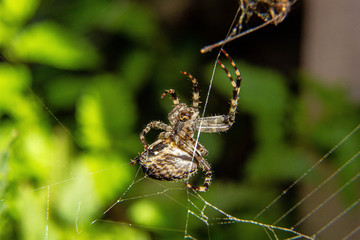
[52,123,360,240]
[1,1,360,240]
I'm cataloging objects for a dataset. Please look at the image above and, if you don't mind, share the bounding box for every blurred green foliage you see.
[0,1,359,240]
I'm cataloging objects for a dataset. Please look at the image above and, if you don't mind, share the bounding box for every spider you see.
[130,49,242,192]
[243,0,291,25]
[201,0,294,53]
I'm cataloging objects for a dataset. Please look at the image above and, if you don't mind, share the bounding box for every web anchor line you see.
[273,150,360,225]
[254,123,360,220]
[342,224,360,240]
[312,197,360,238]
[291,152,360,229]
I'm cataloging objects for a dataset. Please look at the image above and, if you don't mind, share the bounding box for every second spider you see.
[131,49,242,192]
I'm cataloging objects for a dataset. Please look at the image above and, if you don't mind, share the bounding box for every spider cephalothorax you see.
[131,49,242,192]
[169,103,199,135]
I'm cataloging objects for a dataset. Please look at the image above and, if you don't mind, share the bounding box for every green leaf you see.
[101,3,162,45]
[77,90,110,150]
[0,0,40,46]
[119,50,154,92]
[0,0,40,24]
[9,21,101,69]
[0,64,30,96]
[76,74,137,150]
[129,200,164,226]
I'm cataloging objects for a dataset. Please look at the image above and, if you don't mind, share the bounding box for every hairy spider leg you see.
[176,130,209,156]
[230,0,247,36]
[218,49,242,123]
[180,71,200,109]
[161,89,179,105]
[185,154,212,192]
[196,115,233,132]
[194,49,242,133]
[140,121,171,150]
[181,140,212,192]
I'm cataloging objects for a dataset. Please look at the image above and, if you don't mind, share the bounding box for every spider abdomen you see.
[138,139,198,181]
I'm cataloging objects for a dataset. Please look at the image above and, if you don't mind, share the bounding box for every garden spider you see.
[243,0,291,25]
[201,0,294,53]
[130,49,242,192]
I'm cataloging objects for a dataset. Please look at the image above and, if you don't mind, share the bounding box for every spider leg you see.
[161,89,179,105]
[180,71,200,108]
[185,155,212,192]
[230,0,247,36]
[187,137,209,156]
[174,135,210,192]
[175,130,209,156]
[140,121,171,150]
[129,154,140,165]
[186,137,209,156]
[196,49,242,132]
[218,49,242,125]
[196,115,232,132]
